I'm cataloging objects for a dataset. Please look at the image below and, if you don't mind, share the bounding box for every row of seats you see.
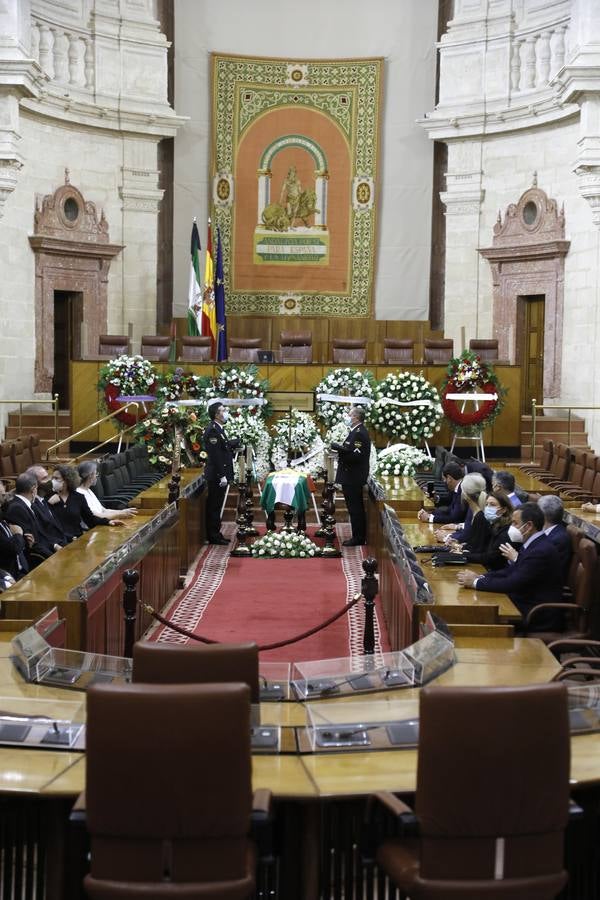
[99,333,501,365]
[91,446,162,508]
[518,441,600,502]
[0,434,42,482]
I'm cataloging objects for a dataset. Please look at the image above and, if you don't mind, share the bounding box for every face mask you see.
[344,414,352,427]
[51,478,63,493]
[508,524,524,543]
[484,505,499,522]
[221,410,229,422]
[37,481,54,499]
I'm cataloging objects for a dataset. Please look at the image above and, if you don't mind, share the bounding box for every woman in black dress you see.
[462,489,515,571]
[46,465,122,541]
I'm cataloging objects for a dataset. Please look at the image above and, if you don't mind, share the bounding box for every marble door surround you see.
[28,174,122,394]
[479,181,569,399]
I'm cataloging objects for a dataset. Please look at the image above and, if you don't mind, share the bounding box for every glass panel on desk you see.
[402,629,456,685]
[34,648,133,690]
[302,699,420,753]
[291,652,415,700]
[567,684,600,734]
[0,695,85,750]
[259,661,292,701]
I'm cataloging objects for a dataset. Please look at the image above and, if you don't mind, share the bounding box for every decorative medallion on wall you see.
[211,53,383,318]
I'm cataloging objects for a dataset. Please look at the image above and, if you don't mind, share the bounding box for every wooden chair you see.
[179,335,212,362]
[229,338,261,363]
[81,682,269,899]
[367,683,570,899]
[332,338,367,364]
[279,331,312,364]
[140,335,172,361]
[423,338,454,364]
[98,335,130,358]
[469,338,499,361]
[383,338,414,364]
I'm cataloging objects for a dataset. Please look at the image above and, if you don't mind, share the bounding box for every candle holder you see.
[281,507,296,533]
[315,469,330,538]
[231,479,252,556]
[319,481,341,556]
[243,469,258,536]
[167,471,181,505]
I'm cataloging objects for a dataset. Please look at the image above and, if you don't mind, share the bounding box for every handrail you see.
[530,400,600,463]
[0,395,59,443]
[68,422,142,464]
[45,402,140,461]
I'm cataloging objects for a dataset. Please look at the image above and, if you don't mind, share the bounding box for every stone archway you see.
[479,180,569,398]
[28,172,123,393]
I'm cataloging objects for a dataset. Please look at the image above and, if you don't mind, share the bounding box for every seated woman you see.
[461,489,516,571]
[445,472,490,555]
[46,465,122,541]
[77,461,137,520]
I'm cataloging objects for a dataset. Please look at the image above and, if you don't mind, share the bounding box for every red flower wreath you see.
[104,383,156,428]
[441,381,498,427]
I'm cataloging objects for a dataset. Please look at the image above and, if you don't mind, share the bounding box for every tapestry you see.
[211,54,383,318]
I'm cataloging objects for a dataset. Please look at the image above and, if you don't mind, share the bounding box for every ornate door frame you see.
[28,173,123,393]
[479,182,569,398]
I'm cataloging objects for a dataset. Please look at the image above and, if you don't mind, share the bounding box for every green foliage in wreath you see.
[441,350,508,437]
[315,367,376,428]
[371,371,443,442]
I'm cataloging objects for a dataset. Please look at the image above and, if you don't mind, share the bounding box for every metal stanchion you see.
[122,569,140,658]
[361,557,378,656]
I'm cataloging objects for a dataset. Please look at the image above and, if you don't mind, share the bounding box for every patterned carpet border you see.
[150,523,384,661]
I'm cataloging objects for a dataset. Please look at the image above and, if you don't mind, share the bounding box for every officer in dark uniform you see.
[203,399,236,544]
[331,405,371,546]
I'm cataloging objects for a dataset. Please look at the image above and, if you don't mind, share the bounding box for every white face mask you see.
[484,505,499,522]
[344,414,353,427]
[221,409,229,422]
[51,478,63,493]
[508,524,524,543]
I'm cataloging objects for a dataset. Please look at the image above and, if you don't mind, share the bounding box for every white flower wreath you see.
[374,443,432,478]
[250,530,319,558]
[315,367,375,427]
[187,364,269,419]
[223,409,271,481]
[270,410,325,477]
[371,371,443,442]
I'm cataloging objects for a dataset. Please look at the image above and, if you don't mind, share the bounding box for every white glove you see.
[219,476,228,488]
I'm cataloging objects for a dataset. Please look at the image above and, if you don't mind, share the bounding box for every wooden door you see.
[518,294,545,414]
[53,291,83,410]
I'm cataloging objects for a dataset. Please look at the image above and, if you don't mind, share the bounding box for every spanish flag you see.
[201,218,217,357]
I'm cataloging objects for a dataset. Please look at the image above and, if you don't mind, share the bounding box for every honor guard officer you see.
[331,405,371,546]
[203,399,238,545]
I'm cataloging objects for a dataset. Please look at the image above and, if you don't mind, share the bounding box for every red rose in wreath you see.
[442,381,499,428]
[104,382,156,428]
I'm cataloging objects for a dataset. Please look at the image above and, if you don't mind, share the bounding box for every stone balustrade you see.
[510,20,569,95]
[30,17,94,93]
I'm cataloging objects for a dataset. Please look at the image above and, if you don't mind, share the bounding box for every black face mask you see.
[37,481,54,499]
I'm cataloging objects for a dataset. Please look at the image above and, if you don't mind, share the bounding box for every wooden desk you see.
[496,467,559,496]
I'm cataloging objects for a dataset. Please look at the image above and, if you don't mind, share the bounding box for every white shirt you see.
[76,486,108,518]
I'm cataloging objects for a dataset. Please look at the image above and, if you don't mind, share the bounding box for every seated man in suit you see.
[4,473,58,566]
[456,502,563,631]
[25,465,68,548]
[538,494,572,584]
[0,481,28,579]
[492,470,525,508]
[418,462,466,526]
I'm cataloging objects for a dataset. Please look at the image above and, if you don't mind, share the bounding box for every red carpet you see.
[149,524,391,664]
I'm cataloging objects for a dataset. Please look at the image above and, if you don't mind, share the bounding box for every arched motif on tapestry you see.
[257,134,329,227]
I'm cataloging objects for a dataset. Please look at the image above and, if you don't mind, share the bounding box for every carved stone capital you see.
[573,164,600,227]
[0,157,23,219]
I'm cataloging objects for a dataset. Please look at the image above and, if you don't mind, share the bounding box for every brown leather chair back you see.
[580,453,598,494]
[132,640,260,704]
[469,339,499,361]
[140,335,172,362]
[570,448,588,488]
[98,335,130,358]
[279,331,312,364]
[179,336,212,362]
[11,439,26,475]
[415,684,570,888]
[29,434,41,465]
[550,443,571,482]
[565,525,583,595]
[540,439,554,470]
[84,682,254,897]
[383,338,414,364]
[332,338,367,365]
[229,338,261,363]
[0,442,16,477]
[423,338,454,364]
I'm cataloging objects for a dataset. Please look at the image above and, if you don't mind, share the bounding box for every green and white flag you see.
[187,220,202,335]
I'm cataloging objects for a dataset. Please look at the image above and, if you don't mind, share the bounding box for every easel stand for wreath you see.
[445,390,500,463]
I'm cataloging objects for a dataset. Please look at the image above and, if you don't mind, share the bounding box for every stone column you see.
[256,169,271,224]
[314,170,328,228]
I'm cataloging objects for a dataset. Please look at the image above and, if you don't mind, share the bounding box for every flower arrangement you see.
[441,350,507,436]
[374,444,432,477]
[132,402,206,471]
[223,409,271,481]
[323,420,378,474]
[371,372,443,442]
[270,410,324,476]
[250,530,320,558]
[315,367,375,427]
[98,355,158,429]
[182,363,271,419]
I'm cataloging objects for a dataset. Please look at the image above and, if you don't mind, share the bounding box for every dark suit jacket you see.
[334,423,371,487]
[32,497,67,547]
[4,496,54,560]
[476,532,562,627]
[465,523,515,571]
[0,519,28,579]
[545,523,572,583]
[202,421,235,483]
[432,484,466,525]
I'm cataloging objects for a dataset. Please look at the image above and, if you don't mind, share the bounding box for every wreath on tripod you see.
[441,350,507,436]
